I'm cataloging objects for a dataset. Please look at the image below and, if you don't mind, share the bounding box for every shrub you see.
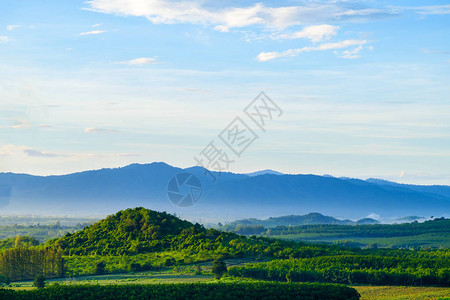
[33,275,45,288]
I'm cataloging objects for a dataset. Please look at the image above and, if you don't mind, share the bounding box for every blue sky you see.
[0,0,449,184]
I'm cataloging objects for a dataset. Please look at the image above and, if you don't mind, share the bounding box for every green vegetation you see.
[0,207,448,300]
[0,223,92,244]
[354,286,450,300]
[228,218,450,249]
[0,282,360,300]
[0,236,39,251]
[46,208,351,265]
[0,247,64,281]
[211,257,227,279]
[33,275,45,289]
[229,251,450,286]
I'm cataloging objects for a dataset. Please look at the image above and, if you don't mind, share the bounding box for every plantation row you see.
[229,254,450,287]
[0,248,64,281]
[0,282,360,300]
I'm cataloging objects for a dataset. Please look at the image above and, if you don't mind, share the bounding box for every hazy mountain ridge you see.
[224,213,355,228]
[0,163,448,220]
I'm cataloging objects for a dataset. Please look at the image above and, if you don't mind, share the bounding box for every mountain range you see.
[222,212,380,229]
[0,162,449,221]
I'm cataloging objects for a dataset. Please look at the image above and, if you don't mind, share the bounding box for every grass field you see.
[354,286,450,300]
[8,270,214,290]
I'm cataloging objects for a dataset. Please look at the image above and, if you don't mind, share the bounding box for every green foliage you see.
[0,274,10,285]
[40,207,449,285]
[194,265,202,275]
[0,236,39,250]
[0,222,92,244]
[261,218,450,249]
[95,261,106,275]
[0,282,360,300]
[212,256,227,279]
[229,250,450,287]
[46,208,198,255]
[45,208,348,262]
[33,275,45,288]
[0,247,64,281]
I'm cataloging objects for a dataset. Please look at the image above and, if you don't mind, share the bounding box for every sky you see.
[0,0,449,185]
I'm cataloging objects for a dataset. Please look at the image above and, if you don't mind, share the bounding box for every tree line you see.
[0,247,64,281]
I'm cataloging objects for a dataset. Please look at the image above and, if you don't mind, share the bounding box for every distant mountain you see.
[0,163,449,220]
[356,218,380,225]
[366,178,450,199]
[224,213,354,228]
[392,216,425,223]
[246,169,283,177]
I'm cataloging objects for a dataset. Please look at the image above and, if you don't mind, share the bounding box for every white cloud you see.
[214,25,229,33]
[257,39,368,61]
[409,5,450,15]
[114,57,158,65]
[274,24,339,42]
[12,120,31,129]
[0,36,9,43]
[86,0,394,30]
[338,45,364,59]
[6,25,20,31]
[79,30,106,35]
[84,127,119,133]
[92,23,103,27]
[0,144,25,156]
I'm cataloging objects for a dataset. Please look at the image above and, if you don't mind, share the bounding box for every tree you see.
[286,271,293,283]
[33,275,45,288]
[0,275,10,286]
[194,265,202,275]
[95,261,106,275]
[211,257,227,279]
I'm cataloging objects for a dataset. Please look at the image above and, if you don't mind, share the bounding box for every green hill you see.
[46,207,341,258]
[47,208,201,255]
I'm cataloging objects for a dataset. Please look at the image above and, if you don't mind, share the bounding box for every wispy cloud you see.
[0,144,24,156]
[84,127,119,133]
[86,0,395,31]
[257,39,368,62]
[274,25,339,42]
[409,5,450,15]
[24,148,62,158]
[338,45,368,59]
[12,120,31,129]
[0,36,9,43]
[1,144,138,159]
[6,25,20,31]
[79,30,106,35]
[114,57,158,65]
[92,23,103,27]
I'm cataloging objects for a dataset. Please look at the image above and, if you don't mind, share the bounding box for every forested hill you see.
[45,207,348,259]
[46,208,203,255]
